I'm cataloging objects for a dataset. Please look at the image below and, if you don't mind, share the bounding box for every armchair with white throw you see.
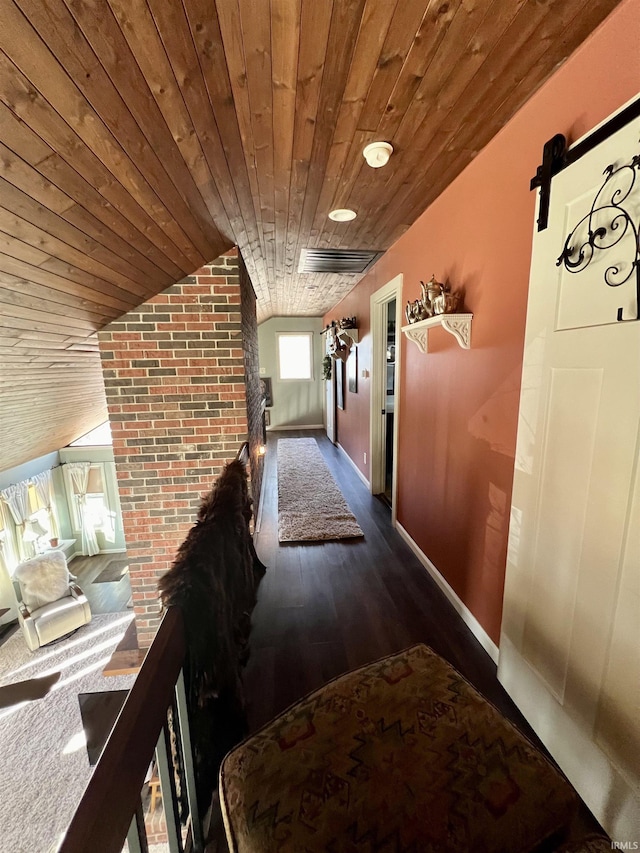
[13,551,91,651]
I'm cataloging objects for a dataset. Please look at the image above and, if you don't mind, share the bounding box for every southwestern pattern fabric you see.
[220,645,577,852]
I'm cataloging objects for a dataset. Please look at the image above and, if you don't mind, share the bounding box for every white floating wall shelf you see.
[401,314,473,353]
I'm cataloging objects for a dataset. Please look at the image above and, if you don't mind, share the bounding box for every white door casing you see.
[370,274,403,523]
[498,112,640,840]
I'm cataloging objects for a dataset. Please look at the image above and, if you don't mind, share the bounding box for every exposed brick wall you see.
[98,249,259,647]
[239,254,264,516]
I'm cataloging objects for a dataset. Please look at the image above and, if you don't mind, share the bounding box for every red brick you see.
[99,250,260,648]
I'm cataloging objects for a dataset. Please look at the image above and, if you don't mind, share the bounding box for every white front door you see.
[498,110,640,841]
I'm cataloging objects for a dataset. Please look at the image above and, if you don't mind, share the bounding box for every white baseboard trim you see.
[69,547,126,561]
[336,443,370,489]
[267,424,325,431]
[396,522,500,665]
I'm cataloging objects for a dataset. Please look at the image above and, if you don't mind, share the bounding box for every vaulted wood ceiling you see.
[0,0,622,470]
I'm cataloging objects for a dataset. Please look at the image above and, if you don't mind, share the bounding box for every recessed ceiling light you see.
[328,208,357,222]
[363,141,393,168]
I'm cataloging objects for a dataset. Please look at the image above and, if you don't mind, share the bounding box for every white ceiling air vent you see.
[298,248,383,274]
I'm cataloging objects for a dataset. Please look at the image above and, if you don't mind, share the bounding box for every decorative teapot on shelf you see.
[420,275,442,316]
[406,275,461,324]
[433,289,460,314]
[420,274,459,315]
[405,298,429,324]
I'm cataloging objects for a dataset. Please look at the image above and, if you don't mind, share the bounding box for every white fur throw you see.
[14,551,71,611]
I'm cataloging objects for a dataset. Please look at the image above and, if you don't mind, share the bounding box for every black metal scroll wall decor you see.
[556,153,640,322]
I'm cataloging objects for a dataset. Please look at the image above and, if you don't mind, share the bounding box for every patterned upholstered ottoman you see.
[220,645,578,852]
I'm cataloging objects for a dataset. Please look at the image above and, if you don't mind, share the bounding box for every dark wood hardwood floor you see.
[247,429,523,729]
[241,428,603,840]
[70,552,132,615]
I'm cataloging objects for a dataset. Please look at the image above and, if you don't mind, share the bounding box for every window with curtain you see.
[31,470,59,544]
[25,483,51,551]
[0,471,62,562]
[1,481,31,561]
[64,463,108,531]
[63,462,115,556]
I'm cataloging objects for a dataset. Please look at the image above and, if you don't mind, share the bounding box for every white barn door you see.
[498,110,640,840]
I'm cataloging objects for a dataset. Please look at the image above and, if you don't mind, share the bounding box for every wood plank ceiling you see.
[0,0,622,470]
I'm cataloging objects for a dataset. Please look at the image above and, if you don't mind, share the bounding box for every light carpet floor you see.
[0,613,137,853]
[277,438,364,542]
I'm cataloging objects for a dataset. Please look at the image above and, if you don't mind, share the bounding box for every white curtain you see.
[0,532,16,622]
[67,462,99,556]
[32,470,59,539]
[0,482,32,561]
[0,503,20,575]
[102,506,116,544]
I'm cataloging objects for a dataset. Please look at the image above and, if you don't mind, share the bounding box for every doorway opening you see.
[370,275,402,524]
[383,299,396,505]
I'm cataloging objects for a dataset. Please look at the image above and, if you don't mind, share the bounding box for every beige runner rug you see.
[277,438,364,542]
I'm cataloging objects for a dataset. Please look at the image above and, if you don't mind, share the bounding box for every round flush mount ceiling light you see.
[363,141,393,168]
[328,208,357,222]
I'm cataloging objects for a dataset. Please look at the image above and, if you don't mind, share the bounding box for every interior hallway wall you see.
[239,254,265,509]
[325,0,640,646]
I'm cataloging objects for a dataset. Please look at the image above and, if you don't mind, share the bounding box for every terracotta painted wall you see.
[326,0,640,646]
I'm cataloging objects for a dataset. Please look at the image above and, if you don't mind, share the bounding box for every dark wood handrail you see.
[58,607,186,853]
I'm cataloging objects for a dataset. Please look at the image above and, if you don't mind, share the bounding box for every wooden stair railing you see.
[57,606,204,853]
